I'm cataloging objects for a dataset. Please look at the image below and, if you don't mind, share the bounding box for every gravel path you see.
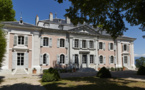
[0,75,46,90]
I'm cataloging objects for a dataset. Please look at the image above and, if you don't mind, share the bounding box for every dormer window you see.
[58,19,61,23]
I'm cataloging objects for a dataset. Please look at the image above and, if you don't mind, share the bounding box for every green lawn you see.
[41,77,145,90]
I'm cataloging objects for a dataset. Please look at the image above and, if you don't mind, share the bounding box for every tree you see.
[0,0,15,67]
[55,0,145,39]
[136,57,145,68]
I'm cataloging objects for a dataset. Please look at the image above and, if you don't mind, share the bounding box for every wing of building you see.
[0,13,136,75]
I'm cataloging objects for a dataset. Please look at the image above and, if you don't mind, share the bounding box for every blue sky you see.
[12,0,145,57]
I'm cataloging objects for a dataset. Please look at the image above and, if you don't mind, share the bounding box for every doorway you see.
[17,53,24,67]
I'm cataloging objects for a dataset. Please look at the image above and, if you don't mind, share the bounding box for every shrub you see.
[97,67,112,78]
[111,67,115,71]
[42,68,60,82]
[137,66,145,75]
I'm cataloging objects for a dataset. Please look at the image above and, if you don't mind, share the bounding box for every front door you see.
[17,53,24,68]
[82,54,87,68]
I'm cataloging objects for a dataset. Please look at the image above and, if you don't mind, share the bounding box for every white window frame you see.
[18,36,25,45]
[110,43,114,50]
[124,55,128,64]
[99,55,103,64]
[74,39,79,48]
[90,55,94,64]
[43,37,49,46]
[99,42,103,50]
[110,56,114,64]
[60,54,65,64]
[60,38,65,47]
[89,41,94,49]
[82,40,87,48]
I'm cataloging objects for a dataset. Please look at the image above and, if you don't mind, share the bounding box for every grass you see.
[41,77,145,90]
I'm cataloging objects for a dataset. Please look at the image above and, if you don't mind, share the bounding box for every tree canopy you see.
[0,0,15,67]
[55,0,145,39]
[136,57,145,68]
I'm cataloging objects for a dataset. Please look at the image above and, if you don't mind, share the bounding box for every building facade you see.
[0,13,136,74]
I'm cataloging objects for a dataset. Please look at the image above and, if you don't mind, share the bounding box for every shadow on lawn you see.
[0,83,46,90]
[0,76,5,84]
[42,77,145,90]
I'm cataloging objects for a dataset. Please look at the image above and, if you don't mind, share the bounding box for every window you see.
[75,54,78,64]
[60,54,65,64]
[99,42,103,49]
[82,40,86,48]
[90,55,94,63]
[43,54,47,64]
[60,39,65,47]
[74,39,79,48]
[110,43,113,50]
[99,55,103,64]
[82,55,87,63]
[90,41,94,48]
[17,53,24,66]
[124,44,127,51]
[110,56,114,63]
[124,56,128,64]
[18,36,24,45]
[43,37,49,46]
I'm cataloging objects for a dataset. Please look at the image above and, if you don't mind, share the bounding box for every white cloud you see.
[134,54,145,57]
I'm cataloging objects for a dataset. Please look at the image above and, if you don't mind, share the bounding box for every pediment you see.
[69,25,99,35]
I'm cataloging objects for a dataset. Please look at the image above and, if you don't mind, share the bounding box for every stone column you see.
[87,54,90,68]
[131,42,136,69]
[116,40,122,68]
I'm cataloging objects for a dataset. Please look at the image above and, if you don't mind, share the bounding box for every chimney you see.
[35,15,39,26]
[49,12,53,21]
[66,17,71,24]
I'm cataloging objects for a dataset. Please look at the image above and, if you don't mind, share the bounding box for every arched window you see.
[99,55,103,64]
[124,56,128,64]
[110,56,114,63]
[43,37,48,46]
[60,54,65,64]
[60,39,65,47]
[43,54,47,64]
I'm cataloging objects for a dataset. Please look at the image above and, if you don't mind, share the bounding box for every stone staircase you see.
[14,68,28,75]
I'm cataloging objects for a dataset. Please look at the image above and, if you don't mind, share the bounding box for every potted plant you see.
[123,67,125,71]
[33,68,37,74]
[98,67,101,71]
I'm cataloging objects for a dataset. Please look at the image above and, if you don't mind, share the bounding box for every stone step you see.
[15,69,28,75]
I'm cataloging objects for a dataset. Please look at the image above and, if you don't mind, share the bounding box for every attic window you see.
[58,19,61,23]
[19,19,23,25]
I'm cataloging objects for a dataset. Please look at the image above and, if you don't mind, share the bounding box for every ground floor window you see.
[17,53,24,66]
[124,56,128,64]
[75,54,79,64]
[82,55,87,63]
[43,54,47,64]
[110,56,114,63]
[99,55,103,64]
[90,55,94,63]
[60,54,65,64]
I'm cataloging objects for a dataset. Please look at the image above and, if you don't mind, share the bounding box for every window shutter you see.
[65,39,68,48]
[103,42,105,50]
[127,44,129,52]
[98,56,100,64]
[108,43,110,51]
[94,55,97,64]
[72,39,74,48]
[114,43,116,50]
[123,56,124,64]
[80,39,82,48]
[114,56,116,64]
[13,35,17,46]
[25,35,28,46]
[109,56,111,64]
[49,38,52,47]
[40,37,43,47]
[57,39,60,48]
[94,40,96,49]
[123,44,124,51]
[24,52,29,68]
[57,54,60,64]
[46,54,49,65]
[128,56,130,66]
[65,55,68,64]
[72,54,75,64]
[98,42,99,50]
[40,54,43,65]
[87,40,89,49]
[87,54,90,66]
[104,56,106,64]
[12,52,17,69]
